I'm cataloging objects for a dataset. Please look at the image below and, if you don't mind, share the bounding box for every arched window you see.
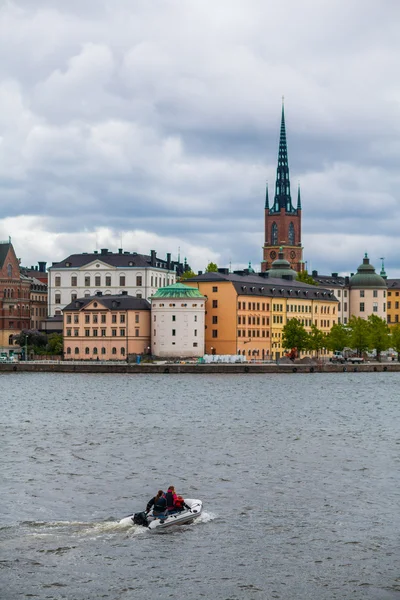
[66,347,71,355]
[7,263,12,278]
[10,289,14,298]
[121,347,125,356]
[288,222,295,245]
[271,222,278,245]
[8,334,13,345]
[136,292,142,298]
[112,347,117,355]
[75,347,79,354]
[93,347,98,355]
[85,347,90,355]
[101,347,106,355]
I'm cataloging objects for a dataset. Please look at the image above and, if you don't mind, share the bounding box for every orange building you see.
[184,271,338,360]
[63,293,150,360]
[386,279,400,326]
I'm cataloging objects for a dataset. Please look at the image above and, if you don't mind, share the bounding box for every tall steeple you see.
[297,183,302,210]
[264,181,269,209]
[270,97,295,214]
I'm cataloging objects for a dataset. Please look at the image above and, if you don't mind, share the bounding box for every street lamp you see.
[25,335,28,362]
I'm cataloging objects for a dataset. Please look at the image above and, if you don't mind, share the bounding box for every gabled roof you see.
[63,294,151,312]
[0,242,11,268]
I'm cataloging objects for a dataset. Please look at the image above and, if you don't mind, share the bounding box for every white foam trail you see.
[196,511,216,523]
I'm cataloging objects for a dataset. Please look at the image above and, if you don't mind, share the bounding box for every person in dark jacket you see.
[165,485,178,513]
[146,490,167,517]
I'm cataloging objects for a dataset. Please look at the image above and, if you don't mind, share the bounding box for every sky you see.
[0,0,400,277]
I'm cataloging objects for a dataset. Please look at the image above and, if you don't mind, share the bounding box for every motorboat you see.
[119,498,202,531]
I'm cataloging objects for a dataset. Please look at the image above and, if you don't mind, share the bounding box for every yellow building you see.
[185,271,338,360]
[386,279,400,326]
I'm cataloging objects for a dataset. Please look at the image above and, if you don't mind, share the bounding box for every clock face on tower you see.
[270,251,277,259]
[290,250,296,259]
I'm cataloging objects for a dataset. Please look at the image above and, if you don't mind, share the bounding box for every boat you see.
[119,498,203,531]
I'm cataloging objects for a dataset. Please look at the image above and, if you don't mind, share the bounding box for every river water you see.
[1,372,399,600]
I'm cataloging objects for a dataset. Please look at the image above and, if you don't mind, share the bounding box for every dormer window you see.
[66,262,71,267]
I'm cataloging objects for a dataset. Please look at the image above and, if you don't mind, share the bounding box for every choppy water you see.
[1,372,399,600]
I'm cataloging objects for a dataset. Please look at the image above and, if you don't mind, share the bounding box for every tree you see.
[282,318,309,354]
[348,316,370,356]
[326,323,350,351]
[205,262,218,273]
[306,324,327,357]
[47,333,63,355]
[390,324,400,361]
[179,269,196,280]
[367,315,390,361]
[13,329,47,349]
[296,270,318,286]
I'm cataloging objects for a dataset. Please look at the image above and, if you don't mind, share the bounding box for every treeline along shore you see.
[0,362,399,374]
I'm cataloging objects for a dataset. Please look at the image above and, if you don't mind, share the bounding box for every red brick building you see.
[0,240,31,353]
[261,102,303,273]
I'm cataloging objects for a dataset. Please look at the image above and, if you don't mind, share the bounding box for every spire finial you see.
[297,181,301,210]
[265,180,269,209]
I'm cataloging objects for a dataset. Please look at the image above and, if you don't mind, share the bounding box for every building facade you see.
[151,283,206,358]
[0,240,31,353]
[386,279,400,325]
[311,271,350,325]
[49,249,186,317]
[349,255,387,320]
[63,294,151,360]
[262,102,303,273]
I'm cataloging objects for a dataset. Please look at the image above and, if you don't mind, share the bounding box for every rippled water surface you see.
[1,372,400,599]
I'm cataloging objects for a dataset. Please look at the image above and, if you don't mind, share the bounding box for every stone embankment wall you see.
[0,362,399,374]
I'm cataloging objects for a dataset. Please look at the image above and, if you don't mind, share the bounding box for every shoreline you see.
[0,361,398,374]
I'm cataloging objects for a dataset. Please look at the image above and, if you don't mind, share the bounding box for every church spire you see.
[271,99,294,214]
[265,181,269,209]
[297,182,302,210]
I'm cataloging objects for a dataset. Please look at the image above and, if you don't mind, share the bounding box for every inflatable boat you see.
[119,499,202,531]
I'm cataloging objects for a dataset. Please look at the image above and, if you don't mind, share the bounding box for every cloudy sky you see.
[0,0,399,277]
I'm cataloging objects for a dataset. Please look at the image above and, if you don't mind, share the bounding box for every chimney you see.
[31,265,34,270]
[312,270,318,277]
[94,250,98,254]
[38,261,47,273]
[101,248,108,255]
[150,249,156,267]
[345,276,350,285]
[118,248,123,254]
[218,268,229,275]
[331,272,338,278]
[198,270,203,275]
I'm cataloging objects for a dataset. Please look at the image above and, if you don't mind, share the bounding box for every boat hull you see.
[119,499,202,531]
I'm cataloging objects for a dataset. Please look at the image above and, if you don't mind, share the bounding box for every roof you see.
[51,252,154,269]
[349,254,387,289]
[0,242,11,268]
[185,272,338,301]
[152,282,205,299]
[266,249,297,280]
[63,294,151,312]
[386,279,400,290]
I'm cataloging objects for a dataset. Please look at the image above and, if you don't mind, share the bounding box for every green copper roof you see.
[349,254,387,288]
[152,282,204,298]
[266,247,297,280]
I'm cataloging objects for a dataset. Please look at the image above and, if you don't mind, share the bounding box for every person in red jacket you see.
[175,495,191,512]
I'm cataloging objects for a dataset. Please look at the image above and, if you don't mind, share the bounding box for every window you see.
[136,276,142,286]
[93,329,98,337]
[101,329,106,337]
[373,290,378,298]
[172,315,176,321]
[172,329,176,336]
[85,276,90,286]
[121,347,125,356]
[95,276,101,287]
[75,347,79,354]
[85,314,90,323]
[271,222,278,245]
[337,290,341,297]
[194,329,197,337]
[212,300,218,308]
[135,328,139,337]
[74,315,79,323]
[120,275,125,286]
[212,286,218,292]
[93,314,98,323]
[193,342,198,347]
[396,302,399,309]
[101,347,106,355]
[344,290,347,297]
[66,329,71,336]
[67,314,72,324]
[212,316,218,324]
[288,222,295,245]
[85,328,90,336]
[373,302,378,313]
[112,329,117,337]
[71,293,77,301]
[112,347,117,355]
[100,314,106,323]
[74,329,79,336]
[194,315,197,322]
[85,347,90,355]
[120,329,125,336]
[106,276,111,287]
[360,302,365,312]
[55,276,61,287]
[344,302,347,311]
[93,347,98,355]
[212,330,218,338]
[360,290,365,298]
[71,276,77,286]
[120,314,125,323]
[112,314,117,323]
[55,294,61,304]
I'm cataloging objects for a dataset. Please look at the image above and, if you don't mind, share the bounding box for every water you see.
[1,372,399,600]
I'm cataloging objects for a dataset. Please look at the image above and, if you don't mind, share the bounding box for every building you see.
[311,271,350,325]
[49,249,187,317]
[349,254,387,320]
[185,270,338,360]
[386,279,400,325]
[63,294,151,360]
[262,102,303,273]
[151,283,206,358]
[0,239,31,355]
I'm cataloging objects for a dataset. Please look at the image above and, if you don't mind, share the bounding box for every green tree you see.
[390,324,400,361]
[13,329,47,349]
[179,269,196,280]
[348,316,370,356]
[282,318,309,354]
[47,333,63,355]
[326,323,350,351]
[367,315,390,361]
[306,324,327,357]
[205,262,218,273]
[296,270,318,286]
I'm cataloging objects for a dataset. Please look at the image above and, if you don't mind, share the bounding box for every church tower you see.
[261,101,303,272]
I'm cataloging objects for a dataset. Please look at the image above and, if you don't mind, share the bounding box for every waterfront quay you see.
[0,361,399,374]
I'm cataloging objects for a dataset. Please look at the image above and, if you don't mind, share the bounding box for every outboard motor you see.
[133,511,149,527]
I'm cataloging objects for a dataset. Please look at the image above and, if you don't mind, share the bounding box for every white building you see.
[48,249,185,316]
[151,283,206,358]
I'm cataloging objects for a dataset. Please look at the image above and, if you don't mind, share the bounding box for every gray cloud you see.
[0,0,400,276]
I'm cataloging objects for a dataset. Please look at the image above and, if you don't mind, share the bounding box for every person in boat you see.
[174,495,191,512]
[146,490,167,517]
[165,485,178,513]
